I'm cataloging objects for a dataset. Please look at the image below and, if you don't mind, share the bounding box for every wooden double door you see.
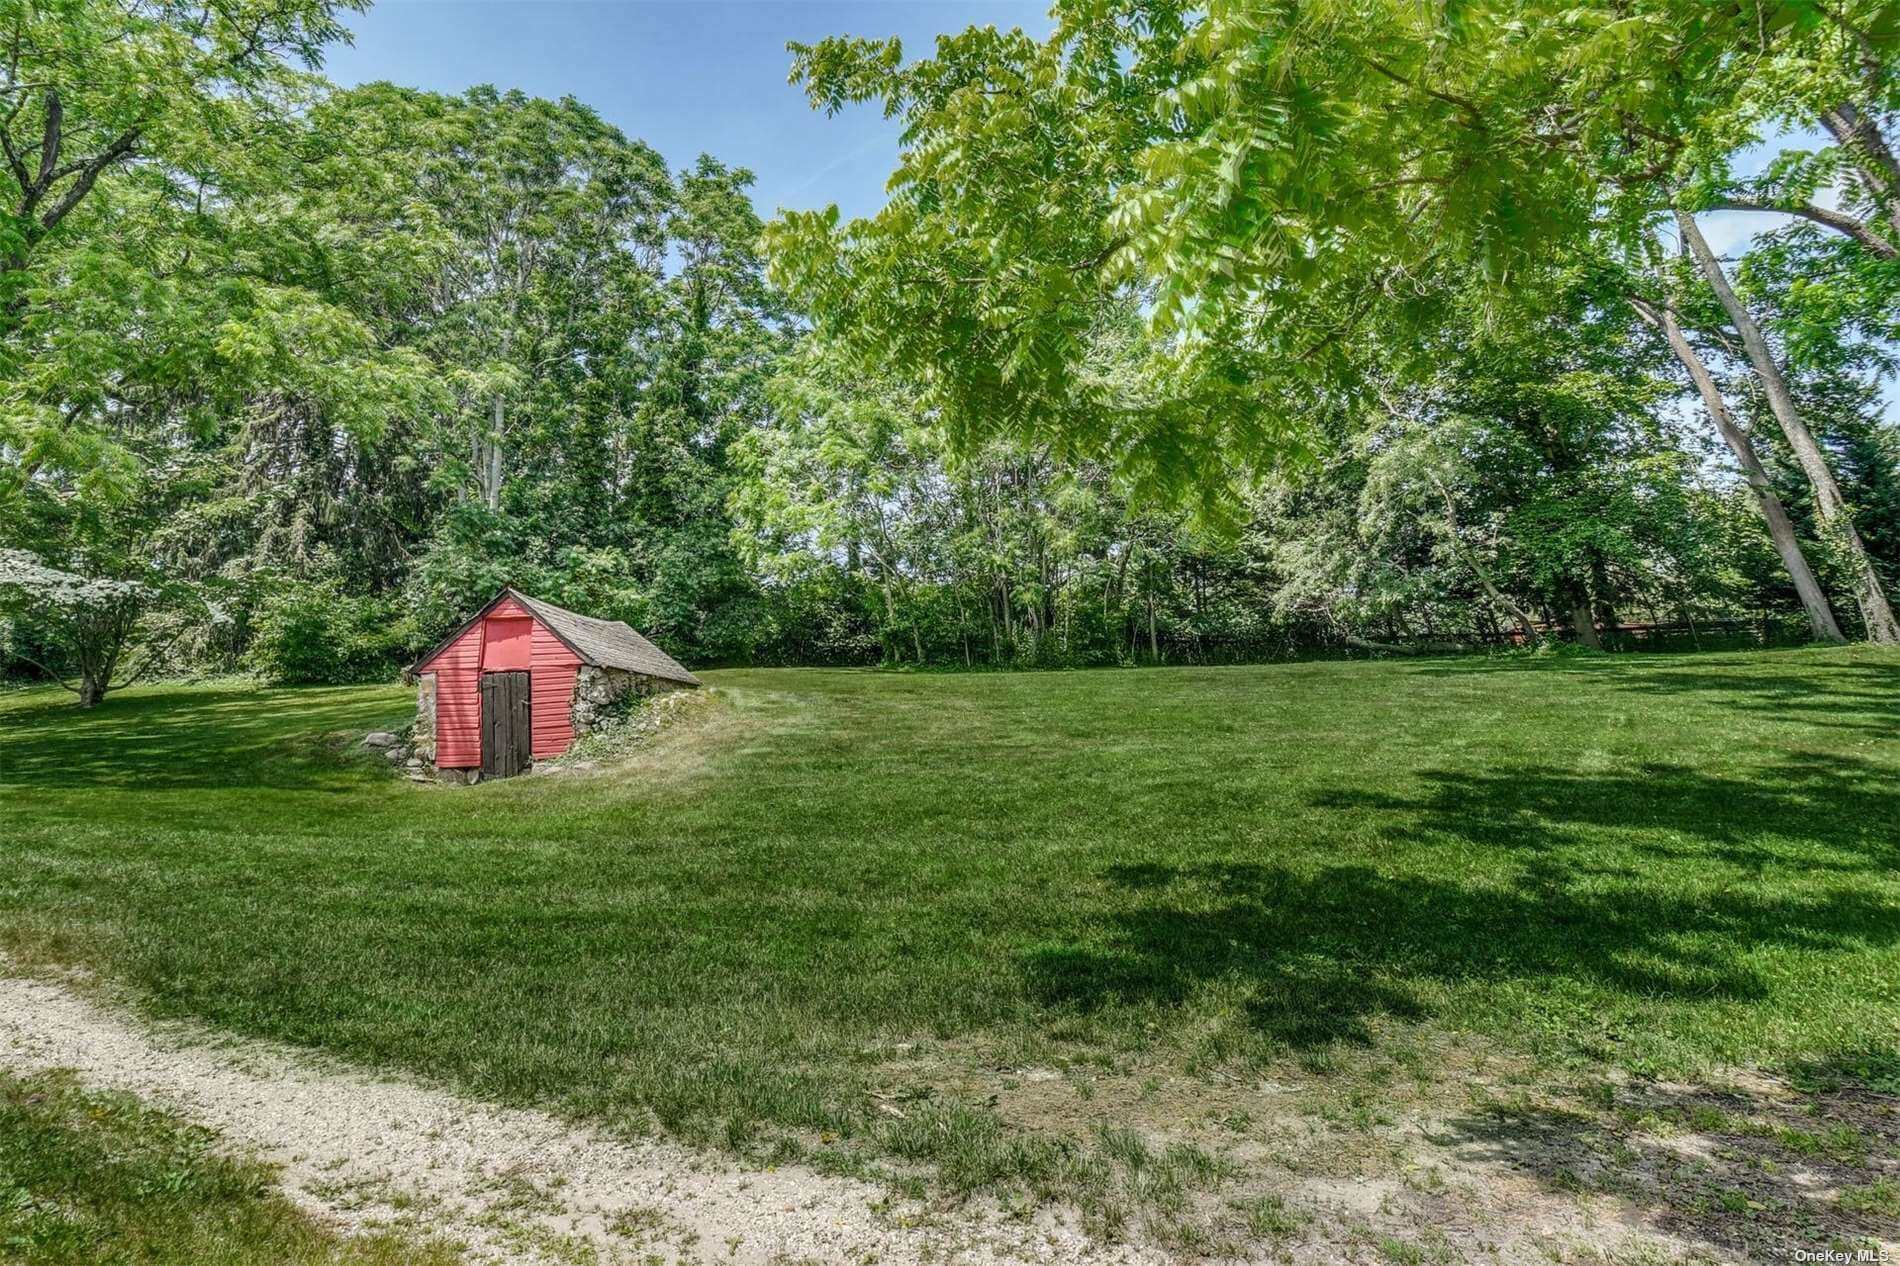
[480,670,532,778]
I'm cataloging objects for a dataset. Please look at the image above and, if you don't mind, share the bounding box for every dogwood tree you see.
[0,549,203,705]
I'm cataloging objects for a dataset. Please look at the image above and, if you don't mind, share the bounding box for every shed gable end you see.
[423,597,583,769]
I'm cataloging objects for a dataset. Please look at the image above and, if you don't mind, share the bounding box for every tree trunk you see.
[1589,551,1621,638]
[953,585,972,668]
[482,395,505,511]
[1634,294,1846,644]
[1567,592,1602,650]
[77,671,106,708]
[875,563,902,663]
[1145,558,1159,662]
[1820,103,1900,239]
[1108,544,1130,647]
[1475,603,1502,645]
[985,576,999,662]
[1676,209,1900,644]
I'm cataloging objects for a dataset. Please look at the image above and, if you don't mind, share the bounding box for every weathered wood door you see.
[480,670,532,779]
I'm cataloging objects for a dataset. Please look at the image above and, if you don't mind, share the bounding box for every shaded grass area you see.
[0,1069,456,1265]
[1,650,1898,1222]
[1441,1057,1900,1262]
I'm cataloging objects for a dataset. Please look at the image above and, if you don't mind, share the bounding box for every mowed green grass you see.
[0,1069,455,1265]
[2,650,1897,1193]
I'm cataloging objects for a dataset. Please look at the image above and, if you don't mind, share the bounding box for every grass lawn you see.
[0,1068,456,1265]
[3,649,1898,1234]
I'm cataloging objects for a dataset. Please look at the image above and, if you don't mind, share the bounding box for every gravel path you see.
[0,968,1153,1265]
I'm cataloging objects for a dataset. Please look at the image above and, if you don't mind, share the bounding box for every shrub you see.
[246,580,409,685]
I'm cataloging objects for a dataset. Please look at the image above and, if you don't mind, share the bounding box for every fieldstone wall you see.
[412,673,437,764]
[571,665,682,736]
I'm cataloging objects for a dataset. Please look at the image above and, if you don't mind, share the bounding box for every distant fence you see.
[1143,617,1816,665]
[1594,619,1811,652]
[1519,618,1812,653]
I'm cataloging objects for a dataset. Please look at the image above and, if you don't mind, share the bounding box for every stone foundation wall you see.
[571,666,682,736]
[412,673,437,764]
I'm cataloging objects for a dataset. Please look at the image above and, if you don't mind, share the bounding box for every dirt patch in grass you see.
[1436,1067,1900,1263]
[858,1032,1900,1262]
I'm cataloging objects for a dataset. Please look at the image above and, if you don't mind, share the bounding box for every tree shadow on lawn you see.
[0,686,408,792]
[1609,662,1898,742]
[1315,751,1900,874]
[1407,654,1900,740]
[1020,757,1900,1051]
[1432,1064,1900,1263]
[1022,859,1894,1050]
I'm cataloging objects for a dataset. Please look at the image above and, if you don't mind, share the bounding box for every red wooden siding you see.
[526,618,580,759]
[420,611,484,769]
[417,597,581,768]
[481,616,533,671]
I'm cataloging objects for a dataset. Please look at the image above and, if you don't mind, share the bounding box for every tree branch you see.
[6,649,80,695]
[1708,195,1898,259]
[31,88,58,193]
[1067,236,1126,274]
[36,125,139,229]
[0,123,28,197]
[1363,57,1488,126]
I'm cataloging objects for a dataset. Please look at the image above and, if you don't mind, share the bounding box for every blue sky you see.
[326,1,1052,222]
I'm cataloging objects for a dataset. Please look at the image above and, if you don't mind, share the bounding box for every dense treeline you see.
[2,0,1898,703]
[769,0,1900,652]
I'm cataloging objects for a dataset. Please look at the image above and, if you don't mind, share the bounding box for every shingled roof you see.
[509,590,700,686]
[413,587,700,686]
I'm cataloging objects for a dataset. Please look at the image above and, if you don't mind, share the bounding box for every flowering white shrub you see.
[0,550,152,608]
[0,550,161,706]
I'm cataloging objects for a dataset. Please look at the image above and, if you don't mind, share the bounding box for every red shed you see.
[409,587,699,780]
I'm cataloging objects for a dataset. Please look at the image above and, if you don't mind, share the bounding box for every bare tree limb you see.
[32,88,58,192]
[1708,195,1899,259]
[7,649,81,694]
[36,125,139,230]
